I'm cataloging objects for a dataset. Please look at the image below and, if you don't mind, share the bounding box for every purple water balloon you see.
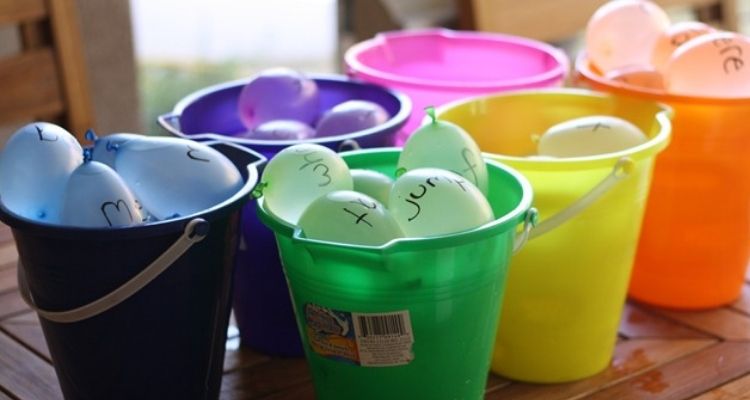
[237,68,320,130]
[315,100,390,137]
[244,119,315,141]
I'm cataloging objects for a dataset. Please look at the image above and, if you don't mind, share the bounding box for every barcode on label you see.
[356,313,407,337]
[352,310,414,366]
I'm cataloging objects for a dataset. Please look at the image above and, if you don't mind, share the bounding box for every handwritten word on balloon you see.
[298,190,402,246]
[261,143,352,224]
[389,168,493,237]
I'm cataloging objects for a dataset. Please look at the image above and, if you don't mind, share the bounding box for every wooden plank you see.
[691,373,750,399]
[220,358,310,399]
[0,0,47,25]
[0,224,13,246]
[223,344,271,374]
[619,303,714,339]
[486,339,716,400]
[651,307,750,340]
[255,381,316,400]
[0,290,29,320]
[0,311,50,361]
[0,243,18,267]
[0,264,16,294]
[585,342,750,399]
[0,48,63,126]
[730,284,750,316]
[0,330,62,399]
[47,0,94,138]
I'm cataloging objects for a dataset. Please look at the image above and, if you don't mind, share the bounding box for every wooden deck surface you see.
[1,222,750,399]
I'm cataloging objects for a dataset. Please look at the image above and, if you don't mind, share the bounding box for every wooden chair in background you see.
[0,0,94,141]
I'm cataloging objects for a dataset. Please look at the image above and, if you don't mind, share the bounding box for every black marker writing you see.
[343,208,373,227]
[576,122,611,132]
[35,125,58,142]
[187,145,210,162]
[101,199,134,227]
[460,148,479,185]
[713,38,745,74]
[405,198,421,221]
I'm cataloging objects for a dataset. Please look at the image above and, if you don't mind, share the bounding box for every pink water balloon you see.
[245,119,315,141]
[605,65,665,91]
[665,31,750,98]
[651,21,715,72]
[585,0,670,73]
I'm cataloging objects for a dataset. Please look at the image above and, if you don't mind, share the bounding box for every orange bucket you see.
[576,55,750,309]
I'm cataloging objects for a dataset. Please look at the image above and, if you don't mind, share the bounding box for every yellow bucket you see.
[437,89,671,383]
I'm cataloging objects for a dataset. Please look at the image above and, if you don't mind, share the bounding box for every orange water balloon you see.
[665,31,750,98]
[585,0,670,73]
[605,65,665,91]
[651,21,715,72]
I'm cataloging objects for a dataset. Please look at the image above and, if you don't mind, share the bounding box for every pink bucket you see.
[345,28,569,144]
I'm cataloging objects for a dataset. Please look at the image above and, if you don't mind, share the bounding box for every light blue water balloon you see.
[0,122,82,223]
[60,154,143,228]
[87,131,145,168]
[114,136,243,220]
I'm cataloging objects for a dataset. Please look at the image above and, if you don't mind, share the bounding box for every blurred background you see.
[1,0,749,142]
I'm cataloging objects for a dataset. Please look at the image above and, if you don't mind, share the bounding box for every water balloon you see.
[537,115,648,157]
[114,136,243,220]
[298,190,403,246]
[605,65,665,91]
[0,122,82,223]
[60,155,143,228]
[237,67,320,130]
[664,31,750,98]
[351,169,393,206]
[398,107,488,195]
[315,100,390,137]
[651,21,715,72]
[388,168,494,237]
[585,0,670,72]
[244,119,315,141]
[261,143,353,224]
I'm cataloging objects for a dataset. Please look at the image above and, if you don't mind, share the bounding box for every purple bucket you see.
[158,74,411,356]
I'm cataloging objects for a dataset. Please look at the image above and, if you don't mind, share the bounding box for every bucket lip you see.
[344,28,570,91]
[575,52,750,105]
[0,141,264,240]
[435,87,673,171]
[166,73,413,147]
[256,147,534,254]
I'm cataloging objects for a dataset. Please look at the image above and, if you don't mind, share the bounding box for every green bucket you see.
[257,148,534,400]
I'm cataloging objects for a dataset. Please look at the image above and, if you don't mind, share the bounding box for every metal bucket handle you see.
[530,157,635,239]
[17,218,209,323]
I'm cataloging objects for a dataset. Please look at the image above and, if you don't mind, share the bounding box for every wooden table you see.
[1,223,749,400]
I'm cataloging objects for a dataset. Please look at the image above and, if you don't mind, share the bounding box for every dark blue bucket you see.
[158,74,411,357]
[1,142,264,400]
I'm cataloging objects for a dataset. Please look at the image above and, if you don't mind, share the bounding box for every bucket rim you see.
[165,73,412,147]
[344,28,570,91]
[575,52,750,105]
[256,147,534,254]
[0,141,265,240]
[435,87,673,171]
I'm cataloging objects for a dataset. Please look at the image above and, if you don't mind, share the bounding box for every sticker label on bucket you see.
[352,311,414,367]
[304,304,414,367]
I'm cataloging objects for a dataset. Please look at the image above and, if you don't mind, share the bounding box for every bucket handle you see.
[17,218,210,324]
[529,157,634,239]
[337,139,362,152]
[513,207,538,254]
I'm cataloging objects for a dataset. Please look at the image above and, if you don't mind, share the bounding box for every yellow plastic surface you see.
[437,89,671,383]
